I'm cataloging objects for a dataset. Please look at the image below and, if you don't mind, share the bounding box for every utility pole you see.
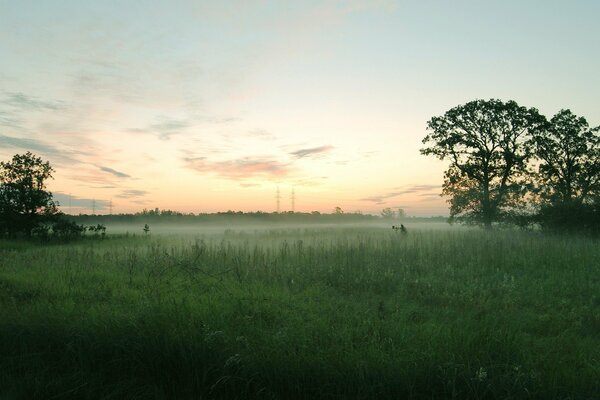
[92,199,96,215]
[291,187,295,213]
[276,185,281,213]
[109,199,113,215]
[68,193,71,215]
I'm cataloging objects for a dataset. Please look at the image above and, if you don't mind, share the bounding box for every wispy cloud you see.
[53,192,109,211]
[247,129,276,140]
[393,184,440,192]
[150,118,190,140]
[0,111,23,129]
[0,92,68,132]
[290,177,329,187]
[184,156,290,180]
[116,189,148,198]
[0,134,79,164]
[290,145,334,159]
[360,184,440,204]
[99,166,130,178]
[129,114,237,140]
[127,116,191,140]
[1,92,67,111]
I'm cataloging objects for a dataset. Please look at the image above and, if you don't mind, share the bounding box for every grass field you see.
[0,225,598,399]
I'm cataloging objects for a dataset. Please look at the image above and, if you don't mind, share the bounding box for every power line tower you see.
[276,185,281,213]
[68,193,72,215]
[109,199,113,215]
[291,187,295,213]
[92,199,96,215]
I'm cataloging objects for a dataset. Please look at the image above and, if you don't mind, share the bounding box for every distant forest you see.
[67,208,446,225]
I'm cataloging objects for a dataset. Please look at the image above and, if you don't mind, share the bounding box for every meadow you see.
[0,224,598,399]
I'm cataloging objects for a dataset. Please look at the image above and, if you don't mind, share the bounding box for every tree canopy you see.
[0,152,59,237]
[532,109,600,205]
[421,99,546,227]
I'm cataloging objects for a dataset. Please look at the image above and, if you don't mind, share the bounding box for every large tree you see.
[532,109,600,205]
[0,152,59,237]
[421,99,546,228]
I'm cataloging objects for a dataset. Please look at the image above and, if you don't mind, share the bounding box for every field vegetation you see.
[0,225,598,399]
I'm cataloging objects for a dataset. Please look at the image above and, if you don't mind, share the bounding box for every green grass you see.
[0,227,598,399]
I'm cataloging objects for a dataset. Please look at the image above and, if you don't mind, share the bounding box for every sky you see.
[1,0,599,216]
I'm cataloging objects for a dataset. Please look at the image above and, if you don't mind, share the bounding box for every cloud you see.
[184,156,290,180]
[199,116,238,124]
[290,145,334,159]
[0,92,67,132]
[290,176,329,187]
[393,184,439,192]
[418,192,443,201]
[0,111,23,129]
[150,118,190,140]
[53,192,109,211]
[116,189,148,198]
[0,134,79,164]
[1,92,67,111]
[247,129,276,140]
[130,115,238,140]
[127,117,191,140]
[99,166,130,178]
[360,184,440,203]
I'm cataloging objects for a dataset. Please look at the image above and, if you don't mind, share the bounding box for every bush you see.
[537,202,600,235]
[50,220,86,241]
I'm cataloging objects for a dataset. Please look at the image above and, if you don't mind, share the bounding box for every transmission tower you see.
[276,185,281,213]
[291,187,296,213]
[109,199,113,215]
[92,199,96,215]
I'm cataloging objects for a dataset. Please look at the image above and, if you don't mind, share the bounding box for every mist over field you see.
[70,218,453,236]
[1,224,599,399]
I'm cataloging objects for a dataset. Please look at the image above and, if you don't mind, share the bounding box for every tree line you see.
[421,99,600,232]
[0,154,437,240]
[3,99,599,239]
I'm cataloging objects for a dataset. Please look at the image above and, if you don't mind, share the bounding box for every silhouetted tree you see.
[532,109,600,205]
[381,207,396,219]
[531,110,600,233]
[421,99,546,228]
[0,152,59,237]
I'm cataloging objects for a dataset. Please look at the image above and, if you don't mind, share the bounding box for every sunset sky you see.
[1,0,599,215]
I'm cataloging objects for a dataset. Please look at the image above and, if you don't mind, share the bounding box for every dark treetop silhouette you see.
[0,152,59,237]
[421,99,546,228]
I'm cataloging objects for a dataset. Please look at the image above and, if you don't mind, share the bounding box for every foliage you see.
[51,219,86,240]
[381,207,396,219]
[532,109,600,205]
[0,152,59,237]
[536,202,600,234]
[422,99,546,228]
[87,223,107,237]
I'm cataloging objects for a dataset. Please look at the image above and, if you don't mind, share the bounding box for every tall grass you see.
[0,227,598,399]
